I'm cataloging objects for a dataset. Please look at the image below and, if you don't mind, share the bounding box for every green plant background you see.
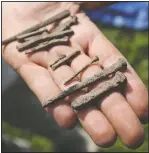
[2,25,148,152]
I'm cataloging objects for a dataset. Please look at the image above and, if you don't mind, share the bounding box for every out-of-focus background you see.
[2,2,148,152]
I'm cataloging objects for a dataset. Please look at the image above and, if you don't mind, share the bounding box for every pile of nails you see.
[2,10,128,111]
[43,58,128,110]
[2,10,77,54]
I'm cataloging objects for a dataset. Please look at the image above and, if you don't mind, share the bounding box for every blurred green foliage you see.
[2,121,54,152]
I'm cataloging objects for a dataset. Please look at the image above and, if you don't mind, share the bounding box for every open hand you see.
[2,2,148,149]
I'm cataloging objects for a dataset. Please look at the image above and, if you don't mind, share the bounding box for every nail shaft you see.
[42,58,127,108]
[24,31,49,42]
[23,35,41,42]
[64,56,99,84]
[16,28,48,41]
[51,50,81,70]
[53,16,77,32]
[2,10,70,44]
[49,54,66,67]
[72,71,127,110]
[25,37,69,54]
[17,29,74,51]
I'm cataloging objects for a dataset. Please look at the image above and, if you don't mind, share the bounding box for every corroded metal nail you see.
[49,54,66,67]
[17,29,74,52]
[25,36,69,54]
[42,58,127,108]
[71,71,127,110]
[53,16,78,32]
[51,50,81,70]
[16,28,48,41]
[2,10,70,44]
[64,56,99,85]
[24,31,49,42]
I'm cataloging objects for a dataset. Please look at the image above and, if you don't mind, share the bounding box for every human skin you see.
[2,2,148,149]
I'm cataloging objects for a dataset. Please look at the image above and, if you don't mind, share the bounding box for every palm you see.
[2,2,148,149]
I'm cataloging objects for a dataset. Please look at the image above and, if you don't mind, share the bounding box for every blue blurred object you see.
[85,2,148,30]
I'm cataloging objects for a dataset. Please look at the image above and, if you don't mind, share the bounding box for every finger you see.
[47,46,117,147]
[88,28,148,123]
[17,62,77,129]
[70,52,145,149]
